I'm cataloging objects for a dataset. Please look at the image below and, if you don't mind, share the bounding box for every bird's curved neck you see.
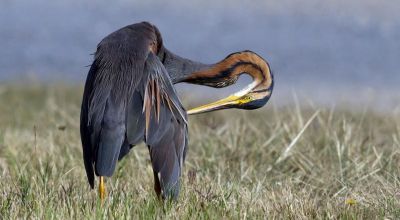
[182,51,273,92]
[158,48,212,83]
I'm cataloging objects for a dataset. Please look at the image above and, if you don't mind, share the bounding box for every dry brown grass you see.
[0,84,399,219]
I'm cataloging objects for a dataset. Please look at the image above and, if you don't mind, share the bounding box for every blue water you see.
[1,0,399,107]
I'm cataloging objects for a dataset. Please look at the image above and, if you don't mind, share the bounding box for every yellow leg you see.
[99,176,106,202]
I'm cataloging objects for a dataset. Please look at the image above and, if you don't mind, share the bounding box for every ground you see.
[0,85,399,219]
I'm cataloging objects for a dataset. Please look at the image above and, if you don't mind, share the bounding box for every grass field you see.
[0,85,399,219]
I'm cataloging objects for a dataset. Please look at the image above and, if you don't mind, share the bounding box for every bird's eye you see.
[240,96,253,104]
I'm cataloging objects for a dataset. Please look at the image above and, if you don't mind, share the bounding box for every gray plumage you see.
[81,22,190,198]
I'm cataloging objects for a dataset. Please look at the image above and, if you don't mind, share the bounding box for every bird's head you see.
[187,69,274,115]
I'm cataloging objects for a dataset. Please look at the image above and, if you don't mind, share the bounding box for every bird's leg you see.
[99,176,106,202]
[153,171,162,199]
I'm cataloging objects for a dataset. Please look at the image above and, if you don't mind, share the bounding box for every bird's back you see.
[80,22,159,187]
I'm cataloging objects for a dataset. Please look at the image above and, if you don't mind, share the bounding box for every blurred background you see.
[1,0,399,109]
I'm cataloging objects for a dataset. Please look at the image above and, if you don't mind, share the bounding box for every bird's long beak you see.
[187,80,259,115]
[187,94,243,115]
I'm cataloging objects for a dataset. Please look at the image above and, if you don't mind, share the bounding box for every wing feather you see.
[80,22,157,187]
[125,52,188,199]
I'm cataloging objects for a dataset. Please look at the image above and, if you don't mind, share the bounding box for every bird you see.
[80,21,274,201]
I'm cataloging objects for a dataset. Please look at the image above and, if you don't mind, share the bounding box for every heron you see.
[80,21,274,201]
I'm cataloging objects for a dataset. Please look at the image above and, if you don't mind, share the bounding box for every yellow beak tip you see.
[186,95,242,115]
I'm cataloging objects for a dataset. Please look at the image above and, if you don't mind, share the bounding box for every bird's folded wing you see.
[126,52,188,198]
[81,54,146,188]
[80,62,98,188]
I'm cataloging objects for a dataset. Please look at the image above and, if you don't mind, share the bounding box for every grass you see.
[0,84,399,219]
